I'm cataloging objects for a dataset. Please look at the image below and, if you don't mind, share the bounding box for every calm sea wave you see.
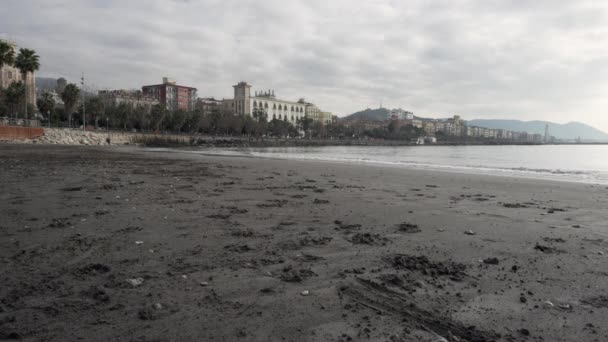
[167,145,608,185]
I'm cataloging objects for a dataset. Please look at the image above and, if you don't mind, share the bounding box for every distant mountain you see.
[344,108,389,121]
[467,119,608,140]
[35,77,57,92]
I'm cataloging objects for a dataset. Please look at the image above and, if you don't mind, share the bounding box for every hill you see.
[467,119,608,141]
[344,108,389,121]
[35,77,57,92]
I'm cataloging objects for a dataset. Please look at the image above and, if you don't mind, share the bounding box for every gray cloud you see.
[2,0,608,131]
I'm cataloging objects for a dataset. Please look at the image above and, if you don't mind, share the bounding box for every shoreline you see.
[138,145,608,186]
[1,144,607,341]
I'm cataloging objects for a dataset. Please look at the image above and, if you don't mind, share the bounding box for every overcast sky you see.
[3,0,608,131]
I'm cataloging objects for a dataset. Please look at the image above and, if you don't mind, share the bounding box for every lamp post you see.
[81,73,86,131]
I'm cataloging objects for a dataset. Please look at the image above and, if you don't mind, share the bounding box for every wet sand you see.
[1,144,608,342]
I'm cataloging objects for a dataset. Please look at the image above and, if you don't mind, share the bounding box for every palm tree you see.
[36,92,55,127]
[0,41,15,70]
[61,83,80,127]
[5,81,25,118]
[14,48,40,120]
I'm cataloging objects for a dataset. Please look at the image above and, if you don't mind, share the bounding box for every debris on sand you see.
[223,244,253,253]
[397,222,421,233]
[76,263,111,276]
[62,186,83,192]
[464,230,476,235]
[207,213,231,220]
[313,198,330,204]
[502,203,529,208]
[534,243,563,254]
[257,199,288,208]
[231,229,255,237]
[279,265,317,282]
[581,295,608,308]
[350,233,387,245]
[482,257,499,265]
[339,278,500,342]
[299,236,332,246]
[301,290,310,296]
[386,254,468,281]
[542,237,566,243]
[48,218,71,228]
[126,278,144,287]
[335,222,362,231]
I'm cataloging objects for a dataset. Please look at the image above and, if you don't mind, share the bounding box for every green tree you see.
[113,103,132,130]
[252,107,268,138]
[61,83,80,127]
[85,97,104,128]
[0,41,15,70]
[36,92,55,125]
[297,116,314,138]
[14,48,40,119]
[149,104,166,131]
[5,81,25,118]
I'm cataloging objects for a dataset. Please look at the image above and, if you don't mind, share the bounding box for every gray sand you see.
[1,145,607,341]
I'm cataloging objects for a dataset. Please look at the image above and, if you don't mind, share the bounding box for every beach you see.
[1,144,607,341]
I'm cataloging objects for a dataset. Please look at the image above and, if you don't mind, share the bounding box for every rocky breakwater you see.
[29,128,132,146]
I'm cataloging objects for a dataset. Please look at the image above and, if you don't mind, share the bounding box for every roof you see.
[142,84,197,90]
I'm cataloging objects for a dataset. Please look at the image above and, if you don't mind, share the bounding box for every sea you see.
[166,145,608,185]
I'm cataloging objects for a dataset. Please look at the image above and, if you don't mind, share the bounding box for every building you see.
[0,39,36,108]
[195,97,222,116]
[389,108,414,120]
[55,78,67,94]
[225,81,307,126]
[142,77,197,111]
[99,90,159,111]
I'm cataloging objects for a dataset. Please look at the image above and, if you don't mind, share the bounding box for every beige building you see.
[0,39,36,108]
[99,90,159,112]
[225,82,307,125]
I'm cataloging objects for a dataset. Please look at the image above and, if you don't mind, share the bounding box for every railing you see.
[0,117,41,127]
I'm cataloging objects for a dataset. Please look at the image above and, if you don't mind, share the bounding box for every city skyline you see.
[3,1,608,132]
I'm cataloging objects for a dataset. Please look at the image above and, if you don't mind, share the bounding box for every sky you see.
[2,0,608,132]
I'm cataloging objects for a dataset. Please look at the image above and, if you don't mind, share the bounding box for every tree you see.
[36,92,55,124]
[0,41,15,70]
[149,104,166,131]
[85,97,104,128]
[113,103,132,130]
[14,48,40,120]
[4,81,25,119]
[61,83,80,127]
[297,117,314,138]
[252,107,268,138]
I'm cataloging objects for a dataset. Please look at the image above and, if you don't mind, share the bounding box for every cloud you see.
[2,0,608,131]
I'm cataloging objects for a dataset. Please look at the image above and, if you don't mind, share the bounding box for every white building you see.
[389,108,414,120]
[224,82,307,125]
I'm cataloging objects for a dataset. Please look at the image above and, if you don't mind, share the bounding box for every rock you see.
[301,290,310,296]
[126,278,144,287]
[199,281,209,287]
[520,296,527,303]
[464,230,476,235]
[544,300,554,308]
[135,241,143,245]
[153,303,163,310]
[518,328,530,336]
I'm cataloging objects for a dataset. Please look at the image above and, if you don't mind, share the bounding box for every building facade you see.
[195,97,222,116]
[226,82,307,125]
[99,90,159,112]
[142,77,197,111]
[0,39,36,108]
